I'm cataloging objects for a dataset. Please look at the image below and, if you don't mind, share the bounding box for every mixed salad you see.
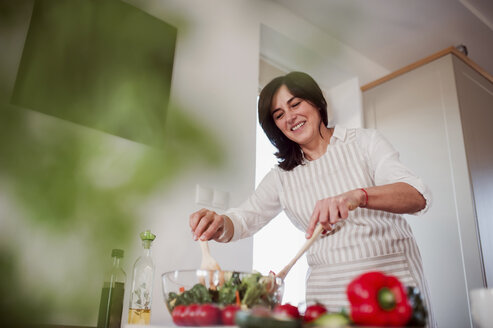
[166,271,279,312]
[166,270,428,327]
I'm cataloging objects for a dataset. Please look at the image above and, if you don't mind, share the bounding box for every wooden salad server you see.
[200,240,222,272]
[199,240,223,288]
[276,223,325,280]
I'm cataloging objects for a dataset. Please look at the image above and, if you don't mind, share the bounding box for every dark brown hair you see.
[258,71,328,171]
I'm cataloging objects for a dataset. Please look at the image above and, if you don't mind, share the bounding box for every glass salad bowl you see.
[161,269,284,315]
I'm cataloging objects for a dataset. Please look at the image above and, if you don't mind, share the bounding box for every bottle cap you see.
[140,229,156,241]
[111,248,124,258]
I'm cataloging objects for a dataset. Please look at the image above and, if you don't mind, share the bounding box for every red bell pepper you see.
[347,271,412,327]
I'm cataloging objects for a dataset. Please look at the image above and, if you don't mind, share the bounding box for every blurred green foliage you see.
[0,102,223,326]
[0,0,223,326]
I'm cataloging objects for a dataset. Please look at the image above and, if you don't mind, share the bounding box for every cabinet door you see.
[454,56,493,287]
[363,55,480,328]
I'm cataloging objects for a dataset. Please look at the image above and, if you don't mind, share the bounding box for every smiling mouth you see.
[291,121,305,131]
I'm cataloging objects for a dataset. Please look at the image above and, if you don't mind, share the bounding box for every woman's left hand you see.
[305,189,366,238]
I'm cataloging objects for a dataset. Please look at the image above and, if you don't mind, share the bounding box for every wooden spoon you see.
[276,223,325,280]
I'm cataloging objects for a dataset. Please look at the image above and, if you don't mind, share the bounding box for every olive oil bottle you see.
[97,249,126,328]
[128,230,156,325]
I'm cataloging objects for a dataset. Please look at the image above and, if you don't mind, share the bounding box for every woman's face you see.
[271,84,323,147]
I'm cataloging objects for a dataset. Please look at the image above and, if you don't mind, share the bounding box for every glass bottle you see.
[97,249,126,328]
[128,230,156,325]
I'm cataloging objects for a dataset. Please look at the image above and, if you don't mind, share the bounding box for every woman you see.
[190,72,435,326]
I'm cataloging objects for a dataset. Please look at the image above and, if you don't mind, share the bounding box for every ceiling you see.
[269,0,493,79]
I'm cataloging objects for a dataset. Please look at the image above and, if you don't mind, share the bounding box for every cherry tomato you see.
[273,303,300,319]
[195,303,221,326]
[303,303,328,323]
[221,305,240,325]
[184,304,199,326]
[171,305,188,326]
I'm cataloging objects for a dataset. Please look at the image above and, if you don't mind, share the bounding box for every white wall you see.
[327,77,364,128]
[256,2,389,87]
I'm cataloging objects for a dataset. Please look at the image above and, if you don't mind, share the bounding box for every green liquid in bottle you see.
[97,282,125,328]
[97,249,126,328]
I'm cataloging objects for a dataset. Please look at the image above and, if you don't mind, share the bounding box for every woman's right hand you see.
[305,189,366,239]
[189,208,233,242]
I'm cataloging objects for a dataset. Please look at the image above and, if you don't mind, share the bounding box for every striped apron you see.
[274,129,436,327]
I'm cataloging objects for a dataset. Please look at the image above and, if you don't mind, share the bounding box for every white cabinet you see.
[362,48,493,328]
